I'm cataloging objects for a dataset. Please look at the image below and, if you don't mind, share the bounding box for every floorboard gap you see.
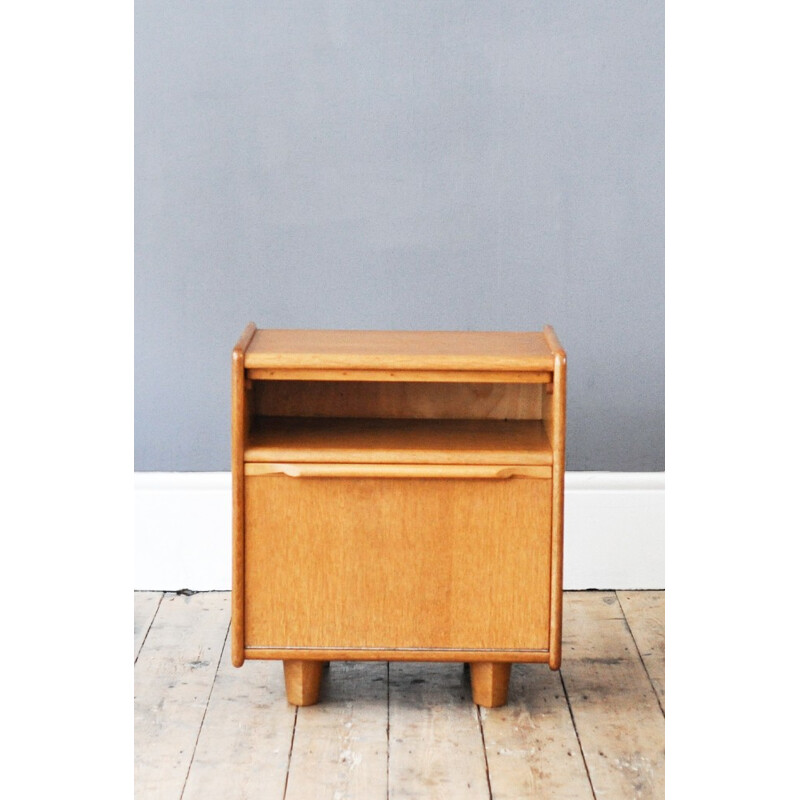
[179,621,230,800]
[134,591,164,665]
[385,661,390,800]
[282,705,298,800]
[476,704,494,800]
[615,591,665,716]
[560,670,597,800]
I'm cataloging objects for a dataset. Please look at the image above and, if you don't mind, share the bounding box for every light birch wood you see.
[245,463,550,479]
[134,592,230,800]
[181,636,296,800]
[134,591,162,662]
[231,323,256,667]
[469,662,512,707]
[244,647,549,663]
[234,326,566,700]
[245,417,553,466]
[388,662,489,798]
[542,325,566,669]
[561,593,665,800]
[244,474,552,653]
[285,662,389,799]
[480,663,595,800]
[244,329,556,371]
[248,368,551,383]
[617,591,665,713]
[251,379,544,419]
[284,660,325,706]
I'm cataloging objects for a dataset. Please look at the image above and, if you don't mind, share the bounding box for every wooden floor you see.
[135,590,664,799]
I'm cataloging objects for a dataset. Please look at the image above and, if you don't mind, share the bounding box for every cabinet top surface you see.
[241,328,563,371]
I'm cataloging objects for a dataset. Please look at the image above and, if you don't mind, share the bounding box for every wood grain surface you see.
[243,474,553,654]
[244,416,553,465]
[542,325,566,669]
[481,663,595,800]
[618,591,665,712]
[182,633,296,800]
[250,379,544,419]
[244,463,551,480]
[247,367,552,383]
[135,591,665,799]
[134,592,230,799]
[231,323,256,667]
[233,325,566,705]
[388,662,490,798]
[285,662,389,799]
[134,591,162,662]
[561,592,665,799]
[244,329,557,371]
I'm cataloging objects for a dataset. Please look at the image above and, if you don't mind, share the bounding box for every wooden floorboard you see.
[480,663,595,799]
[134,591,163,663]
[617,590,665,713]
[285,662,389,799]
[134,591,665,799]
[561,592,665,800]
[388,662,489,799]
[134,592,230,800]
[182,633,297,800]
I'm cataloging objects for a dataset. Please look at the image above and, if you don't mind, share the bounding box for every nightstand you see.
[231,326,566,708]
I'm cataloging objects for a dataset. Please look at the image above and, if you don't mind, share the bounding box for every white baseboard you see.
[135,471,664,590]
[562,472,664,590]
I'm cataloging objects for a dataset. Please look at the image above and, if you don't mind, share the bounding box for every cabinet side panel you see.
[231,363,245,664]
[542,350,566,668]
[231,324,256,666]
[250,381,543,420]
[243,475,552,653]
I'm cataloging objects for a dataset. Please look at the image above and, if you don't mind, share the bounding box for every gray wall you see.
[135,1,664,472]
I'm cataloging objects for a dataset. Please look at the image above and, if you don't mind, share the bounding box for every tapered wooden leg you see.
[469,662,512,708]
[283,660,324,706]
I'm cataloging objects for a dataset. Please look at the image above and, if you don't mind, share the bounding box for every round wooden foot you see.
[469,662,512,708]
[283,660,324,706]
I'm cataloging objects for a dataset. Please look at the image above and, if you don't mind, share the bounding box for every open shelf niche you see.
[243,379,555,466]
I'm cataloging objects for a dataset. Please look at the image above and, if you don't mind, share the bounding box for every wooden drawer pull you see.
[244,463,551,479]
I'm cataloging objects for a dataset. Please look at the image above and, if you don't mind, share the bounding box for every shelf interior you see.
[244,416,553,466]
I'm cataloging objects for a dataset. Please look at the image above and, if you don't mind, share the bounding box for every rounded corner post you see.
[542,324,566,361]
[231,323,257,673]
[233,322,257,361]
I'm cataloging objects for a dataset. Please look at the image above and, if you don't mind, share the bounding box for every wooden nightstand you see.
[231,326,566,708]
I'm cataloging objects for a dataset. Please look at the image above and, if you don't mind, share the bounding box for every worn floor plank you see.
[133,591,665,798]
[562,592,665,800]
[134,592,230,800]
[182,637,297,800]
[134,591,163,662]
[617,591,665,713]
[388,662,489,799]
[480,663,595,800]
[285,661,389,800]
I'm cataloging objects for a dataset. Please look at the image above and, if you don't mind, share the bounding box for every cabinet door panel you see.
[243,474,552,652]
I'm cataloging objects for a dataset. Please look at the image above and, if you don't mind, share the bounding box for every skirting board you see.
[134,471,664,591]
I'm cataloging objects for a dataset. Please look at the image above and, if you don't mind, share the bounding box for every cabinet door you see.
[243,473,552,653]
